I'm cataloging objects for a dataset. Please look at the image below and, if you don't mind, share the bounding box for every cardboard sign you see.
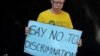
[24,20,82,56]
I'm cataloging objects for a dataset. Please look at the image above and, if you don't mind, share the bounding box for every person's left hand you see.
[77,39,82,47]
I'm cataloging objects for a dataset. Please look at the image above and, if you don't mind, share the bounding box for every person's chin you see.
[55,8,61,10]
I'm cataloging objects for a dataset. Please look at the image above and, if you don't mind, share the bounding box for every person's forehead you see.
[53,0,65,2]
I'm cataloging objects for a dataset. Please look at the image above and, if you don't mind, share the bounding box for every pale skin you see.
[25,0,82,47]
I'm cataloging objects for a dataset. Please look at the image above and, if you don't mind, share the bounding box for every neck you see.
[50,8,61,14]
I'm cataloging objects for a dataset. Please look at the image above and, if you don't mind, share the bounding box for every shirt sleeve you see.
[68,18,74,29]
[67,13,74,29]
[37,13,44,23]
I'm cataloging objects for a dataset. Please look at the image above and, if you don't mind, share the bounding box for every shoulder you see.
[62,10,70,16]
[39,9,50,15]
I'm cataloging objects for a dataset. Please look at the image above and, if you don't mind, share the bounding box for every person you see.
[25,0,82,47]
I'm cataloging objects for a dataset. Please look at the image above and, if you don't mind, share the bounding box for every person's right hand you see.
[25,27,30,35]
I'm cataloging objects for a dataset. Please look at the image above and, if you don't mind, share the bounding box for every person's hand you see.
[77,39,82,47]
[25,27,30,35]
